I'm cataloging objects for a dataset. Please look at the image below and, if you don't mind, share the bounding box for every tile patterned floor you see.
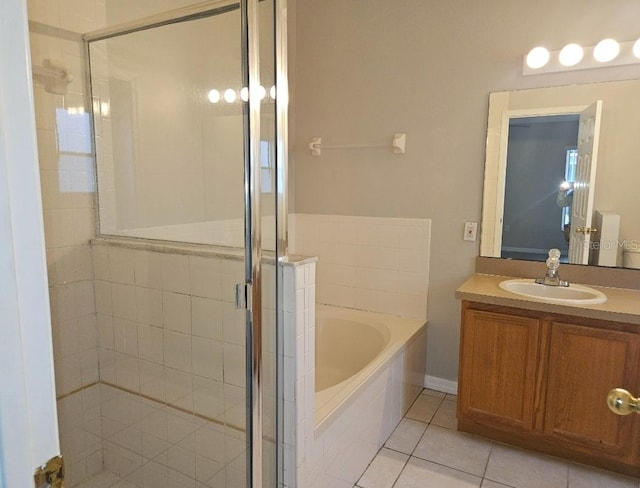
[74,387,640,488]
[355,389,640,488]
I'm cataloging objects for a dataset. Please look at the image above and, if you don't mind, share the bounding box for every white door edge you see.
[0,0,60,485]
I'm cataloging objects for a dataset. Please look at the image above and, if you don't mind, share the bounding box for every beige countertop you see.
[456,273,640,325]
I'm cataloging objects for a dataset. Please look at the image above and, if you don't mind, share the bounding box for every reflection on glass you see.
[89,10,245,247]
[55,107,95,193]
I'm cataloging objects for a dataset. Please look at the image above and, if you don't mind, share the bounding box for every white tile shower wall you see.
[281,259,317,488]
[290,214,431,320]
[28,0,108,484]
[92,241,247,428]
[93,240,283,487]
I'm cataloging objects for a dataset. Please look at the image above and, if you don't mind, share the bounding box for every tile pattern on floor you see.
[74,388,640,488]
[355,389,640,488]
[73,385,248,488]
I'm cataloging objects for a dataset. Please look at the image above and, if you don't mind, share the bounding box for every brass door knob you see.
[575,227,599,234]
[607,388,640,415]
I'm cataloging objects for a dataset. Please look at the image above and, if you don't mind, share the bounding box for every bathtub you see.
[314,304,427,429]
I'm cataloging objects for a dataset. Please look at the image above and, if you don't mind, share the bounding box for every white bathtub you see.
[314,304,427,429]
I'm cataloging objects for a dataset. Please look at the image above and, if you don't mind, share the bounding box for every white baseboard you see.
[424,375,458,395]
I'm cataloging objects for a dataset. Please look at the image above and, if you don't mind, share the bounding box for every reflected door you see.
[569,100,602,264]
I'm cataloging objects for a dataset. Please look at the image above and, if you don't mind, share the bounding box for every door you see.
[459,306,542,431]
[544,322,640,464]
[83,2,280,486]
[0,0,61,485]
[568,100,602,264]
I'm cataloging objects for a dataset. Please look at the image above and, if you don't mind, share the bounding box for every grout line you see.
[56,380,99,401]
[100,380,246,434]
[389,452,410,488]
[479,442,495,486]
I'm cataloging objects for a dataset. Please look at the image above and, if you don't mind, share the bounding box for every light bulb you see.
[223,89,237,103]
[526,47,550,69]
[269,85,276,99]
[633,39,640,59]
[593,38,620,62]
[240,87,249,102]
[559,43,584,66]
[207,89,220,103]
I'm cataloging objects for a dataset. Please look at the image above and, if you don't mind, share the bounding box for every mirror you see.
[480,78,640,269]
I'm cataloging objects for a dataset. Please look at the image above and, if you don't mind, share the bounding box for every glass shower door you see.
[86,1,280,486]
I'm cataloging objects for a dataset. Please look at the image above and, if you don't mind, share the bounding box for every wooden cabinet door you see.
[545,322,640,463]
[459,308,542,431]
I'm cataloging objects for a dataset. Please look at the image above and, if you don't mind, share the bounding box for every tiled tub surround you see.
[290,214,431,321]
[282,262,428,488]
[90,238,282,487]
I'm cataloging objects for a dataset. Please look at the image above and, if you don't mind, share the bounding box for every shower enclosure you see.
[31,0,287,485]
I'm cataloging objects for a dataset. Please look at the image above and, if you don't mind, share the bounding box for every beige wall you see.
[291,0,640,381]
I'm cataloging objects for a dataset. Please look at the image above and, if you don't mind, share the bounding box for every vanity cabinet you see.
[458,308,542,432]
[458,301,640,476]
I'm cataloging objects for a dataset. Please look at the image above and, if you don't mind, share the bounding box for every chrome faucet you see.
[535,249,569,287]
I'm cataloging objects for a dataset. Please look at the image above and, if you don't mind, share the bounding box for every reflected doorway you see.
[501,114,579,262]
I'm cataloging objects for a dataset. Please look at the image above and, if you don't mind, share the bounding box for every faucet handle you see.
[546,248,561,271]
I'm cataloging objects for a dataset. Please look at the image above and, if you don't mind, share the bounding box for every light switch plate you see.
[464,221,478,241]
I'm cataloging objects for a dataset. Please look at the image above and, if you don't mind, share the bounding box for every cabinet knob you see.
[607,388,640,415]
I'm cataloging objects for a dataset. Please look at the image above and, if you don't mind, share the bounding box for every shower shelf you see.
[309,133,406,156]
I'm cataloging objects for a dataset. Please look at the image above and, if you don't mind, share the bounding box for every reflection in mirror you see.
[502,114,579,262]
[480,79,640,269]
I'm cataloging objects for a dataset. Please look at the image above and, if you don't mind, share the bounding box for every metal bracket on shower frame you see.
[235,282,253,311]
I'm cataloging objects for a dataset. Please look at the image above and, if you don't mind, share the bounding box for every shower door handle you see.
[606,388,640,415]
[235,282,253,310]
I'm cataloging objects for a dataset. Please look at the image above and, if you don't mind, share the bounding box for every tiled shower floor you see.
[74,384,246,488]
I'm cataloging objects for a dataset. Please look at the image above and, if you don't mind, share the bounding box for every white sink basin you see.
[499,279,607,305]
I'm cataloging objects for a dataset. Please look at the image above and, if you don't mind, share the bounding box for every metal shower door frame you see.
[83,1,288,486]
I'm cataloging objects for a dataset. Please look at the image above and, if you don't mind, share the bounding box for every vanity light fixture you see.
[525,47,550,69]
[523,37,640,75]
[208,85,276,104]
[223,88,237,103]
[559,43,584,66]
[207,89,221,103]
[593,38,620,62]
[633,39,640,59]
